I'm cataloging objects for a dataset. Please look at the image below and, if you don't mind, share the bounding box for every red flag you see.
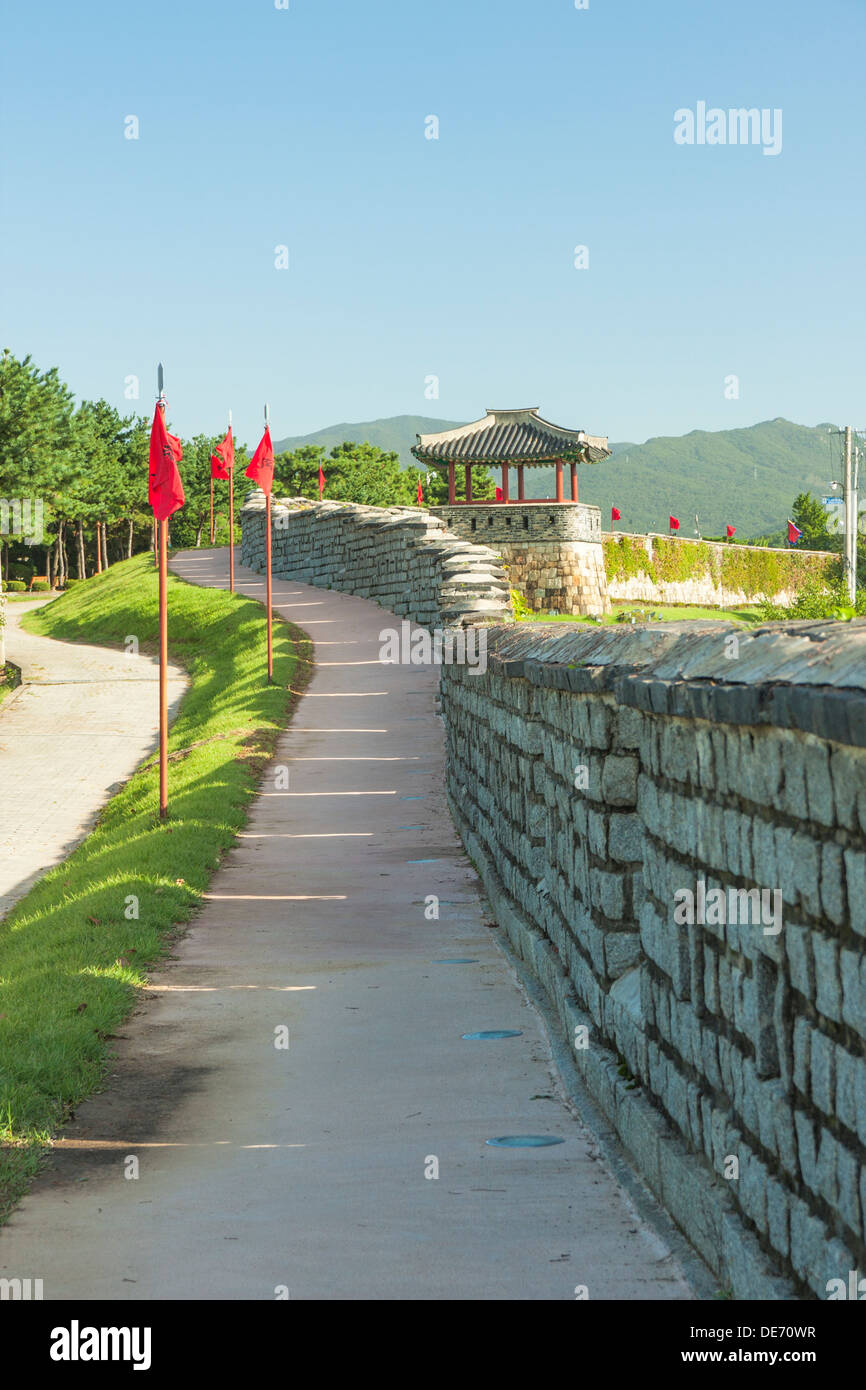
[788,520,802,545]
[669,515,680,531]
[611,506,621,521]
[148,405,184,521]
[417,480,423,504]
[211,425,234,480]
[246,426,274,496]
[318,466,326,497]
[495,486,503,502]
[726,524,736,539]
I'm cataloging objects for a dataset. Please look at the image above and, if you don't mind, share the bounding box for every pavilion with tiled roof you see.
[412,407,610,505]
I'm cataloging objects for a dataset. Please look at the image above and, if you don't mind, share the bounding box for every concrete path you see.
[0,599,186,920]
[0,553,697,1300]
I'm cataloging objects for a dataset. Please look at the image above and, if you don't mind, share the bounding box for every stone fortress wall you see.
[240,491,513,627]
[439,619,866,1300]
[429,501,608,617]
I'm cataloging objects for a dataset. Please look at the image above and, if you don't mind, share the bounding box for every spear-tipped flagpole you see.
[228,408,234,592]
[265,402,273,683]
[156,363,169,819]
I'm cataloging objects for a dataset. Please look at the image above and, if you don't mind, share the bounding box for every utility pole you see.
[844,426,857,604]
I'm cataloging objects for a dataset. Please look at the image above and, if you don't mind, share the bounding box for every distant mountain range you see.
[274,415,842,538]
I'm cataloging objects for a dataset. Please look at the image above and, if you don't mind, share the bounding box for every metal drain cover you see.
[462,1030,522,1040]
[486,1135,565,1148]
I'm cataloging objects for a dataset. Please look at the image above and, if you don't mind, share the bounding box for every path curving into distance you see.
[0,598,186,921]
[0,553,699,1300]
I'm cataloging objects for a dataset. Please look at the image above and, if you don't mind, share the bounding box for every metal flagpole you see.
[210,477,214,546]
[265,403,273,683]
[157,363,169,820]
[228,408,235,593]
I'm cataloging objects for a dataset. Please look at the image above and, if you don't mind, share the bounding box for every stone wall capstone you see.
[240,492,514,627]
[439,618,866,1300]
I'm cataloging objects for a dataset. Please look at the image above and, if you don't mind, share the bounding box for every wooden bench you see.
[27,574,49,592]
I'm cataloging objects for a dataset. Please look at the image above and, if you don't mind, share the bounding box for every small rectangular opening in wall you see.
[506,516,512,526]
[487,516,494,526]
[523,515,529,530]
[471,518,477,532]
[548,515,554,525]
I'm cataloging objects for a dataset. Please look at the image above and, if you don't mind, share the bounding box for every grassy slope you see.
[0,554,309,1218]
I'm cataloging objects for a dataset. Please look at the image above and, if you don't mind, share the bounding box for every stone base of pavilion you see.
[429,502,611,617]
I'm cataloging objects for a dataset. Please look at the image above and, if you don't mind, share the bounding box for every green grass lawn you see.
[0,663,20,705]
[518,601,765,626]
[0,555,310,1220]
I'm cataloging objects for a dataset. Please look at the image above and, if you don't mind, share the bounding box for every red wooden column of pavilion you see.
[411,407,610,505]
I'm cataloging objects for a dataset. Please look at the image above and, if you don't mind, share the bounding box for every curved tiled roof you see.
[411,408,610,466]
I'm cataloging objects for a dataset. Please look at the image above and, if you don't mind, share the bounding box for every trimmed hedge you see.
[603,535,834,600]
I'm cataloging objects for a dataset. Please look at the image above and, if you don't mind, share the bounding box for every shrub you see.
[3,580,26,592]
[510,587,535,620]
[30,581,50,592]
[760,577,866,622]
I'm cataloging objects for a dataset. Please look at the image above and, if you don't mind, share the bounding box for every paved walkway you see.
[0,599,186,920]
[0,553,697,1300]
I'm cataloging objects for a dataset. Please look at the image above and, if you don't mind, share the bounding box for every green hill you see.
[273,415,464,467]
[531,419,841,538]
[275,415,842,539]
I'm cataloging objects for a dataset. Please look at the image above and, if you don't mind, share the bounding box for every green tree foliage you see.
[791,491,833,548]
[0,350,76,502]
[273,440,429,507]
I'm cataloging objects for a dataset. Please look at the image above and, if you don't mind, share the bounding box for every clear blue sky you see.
[2,0,864,448]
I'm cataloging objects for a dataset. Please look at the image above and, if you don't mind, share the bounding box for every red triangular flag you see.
[148,405,184,520]
[246,426,274,497]
[611,506,621,521]
[669,515,680,531]
[211,426,234,480]
[417,480,423,504]
[318,466,326,498]
[788,520,802,545]
[726,524,736,539]
[495,486,503,502]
